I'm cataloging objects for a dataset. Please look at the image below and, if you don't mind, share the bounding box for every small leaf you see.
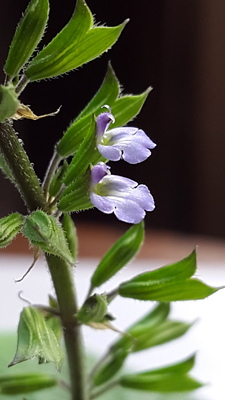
[120,373,202,392]
[4,0,49,79]
[0,84,20,122]
[119,277,221,301]
[119,355,202,392]
[62,214,77,260]
[93,349,128,387]
[0,212,24,248]
[25,0,127,80]
[91,222,144,289]
[0,373,58,394]
[62,117,96,186]
[9,307,64,371]
[123,250,197,286]
[111,304,191,354]
[22,210,74,265]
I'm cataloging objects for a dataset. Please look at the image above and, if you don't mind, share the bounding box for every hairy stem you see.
[0,121,47,211]
[15,74,30,95]
[0,121,88,400]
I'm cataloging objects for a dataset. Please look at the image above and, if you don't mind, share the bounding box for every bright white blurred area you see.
[0,255,225,400]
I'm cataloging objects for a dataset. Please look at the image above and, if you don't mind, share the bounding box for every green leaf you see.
[122,250,197,286]
[62,117,96,186]
[119,277,221,301]
[58,170,92,212]
[0,84,20,122]
[93,349,128,387]
[49,161,68,197]
[91,222,144,289]
[22,210,74,265]
[110,89,152,128]
[119,355,202,392]
[4,0,49,79]
[25,0,127,80]
[9,307,64,371]
[62,213,77,260]
[77,63,120,120]
[111,306,192,354]
[0,212,24,248]
[120,373,202,392]
[0,373,58,394]
[130,320,192,352]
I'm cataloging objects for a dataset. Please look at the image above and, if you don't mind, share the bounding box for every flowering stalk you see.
[0,121,88,400]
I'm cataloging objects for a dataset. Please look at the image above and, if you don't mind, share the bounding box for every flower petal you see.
[96,112,114,137]
[113,198,146,223]
[90,192,114,214]
[97,143,121,161]
[98,125,156,164]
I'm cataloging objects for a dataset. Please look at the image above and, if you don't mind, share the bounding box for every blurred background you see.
[1,0,225,238]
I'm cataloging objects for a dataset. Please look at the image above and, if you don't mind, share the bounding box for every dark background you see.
[1,0,225,237]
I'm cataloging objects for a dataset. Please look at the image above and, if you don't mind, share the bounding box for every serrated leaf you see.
[25,0,127,80]
[119,277,221,301]
[0,84,20,122]
[22,210,74,265]
[4,0,49,79]
[0,212,24,248]
[9,307,64,371]
[0,373,58,394]
[90,222,144,290]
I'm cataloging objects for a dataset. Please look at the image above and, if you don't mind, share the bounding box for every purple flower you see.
[90,162,155,224]
[96,108,156,164]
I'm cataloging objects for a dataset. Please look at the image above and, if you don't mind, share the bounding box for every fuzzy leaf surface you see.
[0,212,23,248]
[91,222,144,289]
[25,0,126,80]
[4,0,49,78]
[22,210,74,265]
[9,307,63,371]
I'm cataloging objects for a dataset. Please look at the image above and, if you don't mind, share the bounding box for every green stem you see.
[42,150,62,199]
[0,121,88,400]
[0,121,48,212]
[46,255,88,400]
[15,74,30,95]
[90,380,119,400]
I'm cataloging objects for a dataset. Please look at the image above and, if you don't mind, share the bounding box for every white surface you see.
[0,254,225,399]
